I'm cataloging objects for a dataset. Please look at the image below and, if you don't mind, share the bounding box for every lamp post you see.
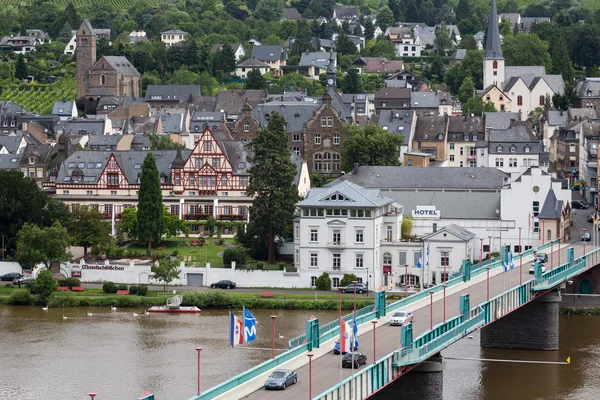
[338,287,343,321]
[371,319,377,364]
[307,353,314,400]
[270,315,277,359]
[88,393,97,400]
[429,290,435,330]
[551,239,553,268]
[583,229,587,255]
[442,283,447,322]
[352,281,358,318]
[479,238,483,267]
[488,235,492,266]
[518,227,522,285]
[557,237,560,270]
[196,347,203,395]
[486,266,491,301]
[443,251,448,282]
[404,263,408,297]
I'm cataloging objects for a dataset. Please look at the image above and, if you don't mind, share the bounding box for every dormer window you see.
[497,145,503,152]
[244,123,249,132]
[510,145,517,153]
[525,145,531,153]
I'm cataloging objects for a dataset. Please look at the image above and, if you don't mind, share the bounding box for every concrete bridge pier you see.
[481,290,561,350]
[372,354,444,400]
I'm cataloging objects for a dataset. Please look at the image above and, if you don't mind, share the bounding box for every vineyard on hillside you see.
[0,78,76,115]
[0,0,163,8]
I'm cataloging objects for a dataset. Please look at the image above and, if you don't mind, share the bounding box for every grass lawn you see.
[126,238,234,266]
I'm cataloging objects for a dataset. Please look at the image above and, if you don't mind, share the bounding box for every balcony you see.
[217,214,247,221]
[467,155,477,161]
[184,213,211,221]
[327,241,346,249]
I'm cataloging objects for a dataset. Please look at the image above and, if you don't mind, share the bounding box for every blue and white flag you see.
[509,250,515,270]
[352,316,359,349]
[243,307,257,342]
[417,247,423,269]
[426,242,430,269]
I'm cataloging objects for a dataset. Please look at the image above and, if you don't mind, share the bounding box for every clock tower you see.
[326,52,337,88]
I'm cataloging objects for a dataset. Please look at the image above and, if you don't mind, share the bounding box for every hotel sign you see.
[411,206,440,219]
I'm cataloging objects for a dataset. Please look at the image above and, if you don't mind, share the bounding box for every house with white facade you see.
[161,29,189,47]
[385,27,422,57]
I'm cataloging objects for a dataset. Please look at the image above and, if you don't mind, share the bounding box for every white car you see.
[390,311,413,326]
[529,264,547,274]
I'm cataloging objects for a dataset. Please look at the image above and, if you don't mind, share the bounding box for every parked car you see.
[572,200,589,209]
[342,352,367,368]
[12,274,35,285]
[0,272,22,281]
[587,213,595,223]
[210,280,236,289]
[534,253,548,263]
[334,339,358,354]
[529,264,547,274]
[389,310,413,326]
[581,232,592,242]
[340,283,368,294]
[263,369,297,390]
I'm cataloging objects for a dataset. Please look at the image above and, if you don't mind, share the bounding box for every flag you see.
[229,312,244,347]
[417,247,422,269]
[243,307,257,342]
[509,250,515,270]
[426,242,430,269]
[340,319,351,353]
[352,316,359,350]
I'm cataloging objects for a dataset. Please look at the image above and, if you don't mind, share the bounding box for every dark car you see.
[263,369,297,390]
[587,213,596,223]
[581,232,592,242]
[210,280,236,289]
[334,339,359,354]
[341,352,367,368]
[572,200,589,209]
[340,283,368,294]
[534,252,548,263]
[0,272,22,281]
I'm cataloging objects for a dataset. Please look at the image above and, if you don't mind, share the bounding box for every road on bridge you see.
[238,244,585,400]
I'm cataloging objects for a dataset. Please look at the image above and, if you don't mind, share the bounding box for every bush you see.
[137,285,148,296]
[8,288,34,305]
[33,270,58,304]
[278,262,286,270]
[340,274,359,287]
[63,278,81,288]
[256,262,264,270]
[47,292,80,307]
[315,272,332,291]
[223,247,248,266]
[129,285,138,295]
[103,281,117,294]
[117,284,128,290]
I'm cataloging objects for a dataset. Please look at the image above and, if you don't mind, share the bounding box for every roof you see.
[546,110,569,127]
[52,100,75,116]
[363,58,404,74]
[63,119,106,135]
[215,90,266,116]
[384,27,414,39]
[577,78,600,98]
[504,66,565,94]
[253,102,319,133]
[422,223,475,241]
[237,58,270,68]
[299,180,393,208]
[283,8,302,19]
[145,85,201,101]
[153,113,183,133]
[339,166,509,190]
[414,26,436,47]
[291,152,305,186]
[484,112,521,130]
[414,116,448,141]
[0,135,24,154]
[569,107,598,121]
[88,135,121,148]
[498,13,520,26]
[538,188,563,219]
[375,110,415,145]
[97,56,140,77]
[211,43,244,53]
[485,0,504,60]
[474,31,485,40]
[299,52,335,69]
[191,96,217,112]
[520,17,550,32]
[411,92,440,108]
[375,88,411,100]
[488,122,543,154]
[161,29,188,34]
[0,152,23,170]
[450,49,467,60]
[334,7,359,18]
[251,45,286,61]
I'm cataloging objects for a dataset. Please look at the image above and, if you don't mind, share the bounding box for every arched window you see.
[496,145,503,153]
[101,75,105,85]
[383,253,392,265]
[510,145,517,153]
[492,60,498,69]
[517,95,523,106]
[524,145,531,153]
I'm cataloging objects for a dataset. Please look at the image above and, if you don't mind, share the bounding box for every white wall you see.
[0,261,23,275]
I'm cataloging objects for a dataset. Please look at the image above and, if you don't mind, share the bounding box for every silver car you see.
[390,310,413,326]
[264,369,297,390]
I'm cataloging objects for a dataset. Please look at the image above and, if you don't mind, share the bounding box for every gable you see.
[320,191,355,203]
[185,126,232,172]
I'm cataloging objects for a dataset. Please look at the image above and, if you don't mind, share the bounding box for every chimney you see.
[353,162,358,175]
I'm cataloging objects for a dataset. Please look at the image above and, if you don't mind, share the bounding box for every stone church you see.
[76,20,141,102]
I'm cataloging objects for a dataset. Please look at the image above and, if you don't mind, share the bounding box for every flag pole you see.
[228,311,232,379]
[241,307,245,373]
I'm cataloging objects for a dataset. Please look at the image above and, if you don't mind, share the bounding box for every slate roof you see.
[291,151,305,186]
[0,100,33,117]
[153,113,183,133]
[52,100,75,116]
[504,66,565,94]
[485,0,504,59]
[484,112,521,130]
[415,26,436,47]
[498,13,520,26]
[339,166,509,190]
[488,122,542,154]
[251,45,286,61]
[253,102,319,133]
[363,58,404,74]
[334,7,359,19]
[145,85,201,101]
[569,107,598,121]
[237,58,270,68]
[88,135,122,149]
[161,29,188,35]
[0,152,23,170]
[375,110,415,145]
[577,78,600,98]
[474,31,485,40]
[299,180,393,208]
[520,17,550,32]
[283,8,302,19]
[447,116,484,138]
[411,92,440,108]
[450,49,467,61]
[99,56,140,77]
[63,119,106,135]
[0,135,24,154]
[546,110,569,127]
[300,52,335,69]
[423,223,475,241]
[191,96,218,112]
[385,80,409,89]
[538,188,563,219]
[211,43,244,53]
[215,90,267,116]
[414,116,448,141]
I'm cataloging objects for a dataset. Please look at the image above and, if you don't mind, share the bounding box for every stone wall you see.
[372,356,444,400]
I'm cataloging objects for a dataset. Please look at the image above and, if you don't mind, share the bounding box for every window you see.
[86,190,93,196]
[355,254,364,268]
[547,229,552,240]
[486,95,491,101]
[509,158,517,167]
[243,123,249,132]
[517,96,523,106]
[334,134,340,145]
[293,147,300,155]
[321,117,327,127]
[383,253,392,265]
[483,244,490,252]
[333,253,341,270]
[493,60,498,69]
[499,95,504,101]
[310,229,318,242]
[332,277,340,287]
[311,276,317,287]
[332,229,341,244]
[398,251,407,265]
[510,145,516,153]
[460,147,464,156]
[449,155,455,162]
[310,253,318,267]
[315,134,321,145]
[175,175,181,185]
[460,161,464,167]
[221,192,228,196]
[440,252,449,268]
[569,144,576,153]
[293,134,300,142]
[495,158,504,167]
[355,229,364,243]
[525,145,531,153]
[203,142,212,152]
[107,173,119,186]
[539,95,545,106]
[327,117,333,127]
[441,272,449,283]
[500,105,505,111]
[496,145,503,153]
[450,143,455,150]
[101,75,105,85]
[514,245,522,253]
[534,221,539,233]
[212,158,220,169]
[407,159,413,166]
[533,201,540,217]
[62,190,69,194]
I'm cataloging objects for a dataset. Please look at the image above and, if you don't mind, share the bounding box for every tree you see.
[499,18,512,37]
[212,44,236,75]
[163,207,190,238]
[254,0,284,22]
[69,206,112,259]
[118,207,138,241]
[376,6,395,32]
[340,274,360,287]
[246,112,300,264]
[401,217,413,239]
[150,134,179,150]
[16,222,71,270]
[342,69,363,94]
[57,22,73,43]
[315,272,332,290]
[32,270,57,305]
[527,107,545,135]
[291,19,313,57]
[342,124,402,172]
[461,97,497,117]
[244,68,266,90]
[15,54,27,80]
[460,34,477,51]
[550,35,574,85]
[444,50,483,94]
[64,2,79,28]
[456,0,471,21]
[335,31,357,55]
[502,34,552,71]
[364,18,375,40]
[458,76,476,103]
[137,152,164,255]
[152,257,181,291]
[434,23,453,56]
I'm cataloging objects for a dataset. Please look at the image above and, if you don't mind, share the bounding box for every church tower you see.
[76,19,96,100]
[326,52,337,89]
[483,0,504,89]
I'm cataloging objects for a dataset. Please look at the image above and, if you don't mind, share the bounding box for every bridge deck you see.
[207,244,585,400]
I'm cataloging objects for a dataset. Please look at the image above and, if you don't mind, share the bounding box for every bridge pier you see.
[372,355,444,400]
[481,290,561,350]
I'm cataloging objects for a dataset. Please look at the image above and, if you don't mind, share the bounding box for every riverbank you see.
[562,307,600,315]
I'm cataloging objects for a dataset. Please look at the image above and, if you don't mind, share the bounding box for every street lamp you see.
[352,280,358,318]
[428,290,435,330]
[557,237,560,270]
[442,283,447,322]
[371,319,377,364]
[488,235,492,266]
[307,353,314,400]
[479,238,484,267]
[404,263,409,297]
[443,251,448,282]
[518,227,522,285]
[196,347,203,395]
[88,393,97,400]
[583,228,587,255]
[270,315,277,359]
[485,266,491,301]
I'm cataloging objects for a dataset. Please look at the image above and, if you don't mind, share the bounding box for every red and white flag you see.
[340,319,351,353]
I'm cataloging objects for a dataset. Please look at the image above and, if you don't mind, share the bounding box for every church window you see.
[517,96,523,106]
[493,60,498,69]
[539,96,545,106]
[321,117,327,127]
[101,75,105,85]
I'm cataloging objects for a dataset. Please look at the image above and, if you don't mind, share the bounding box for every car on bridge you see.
[529,263,547,274]
[572,200,589,209]
[389,310,413,326]
[334,339,358,354]
[0,272,22,281]
[581,232,592,241]
[263,369,297,390]
[534,252,548,263]
[209,280,236,289]
[340,283,368,294]
[342,352,367,368]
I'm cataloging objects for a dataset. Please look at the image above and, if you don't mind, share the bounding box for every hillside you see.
[0,78,76,115]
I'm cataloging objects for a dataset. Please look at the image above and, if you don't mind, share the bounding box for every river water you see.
[1,306,599,400]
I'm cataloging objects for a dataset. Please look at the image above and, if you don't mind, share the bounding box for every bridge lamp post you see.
[371,319,377,364]
[583,229,587,255]
[485,266,491,301]
[88,393,97,400]
[307,353,314,400]
[196,347,203,395]
[518,227,522,285]
[488,235,492,266]
[557,237,561,270]
[428,290,435,330]
[352,281,358,317]
[270,315,277,359]
[443,251,448,282]
[442,283,447,322]
[479,238,483,267]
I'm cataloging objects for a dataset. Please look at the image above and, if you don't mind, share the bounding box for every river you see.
[1,306,599,400]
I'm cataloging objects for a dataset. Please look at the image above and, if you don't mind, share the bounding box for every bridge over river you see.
[190,240,596,400]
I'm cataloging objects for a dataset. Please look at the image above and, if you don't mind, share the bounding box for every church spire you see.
[484,0,503,60]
